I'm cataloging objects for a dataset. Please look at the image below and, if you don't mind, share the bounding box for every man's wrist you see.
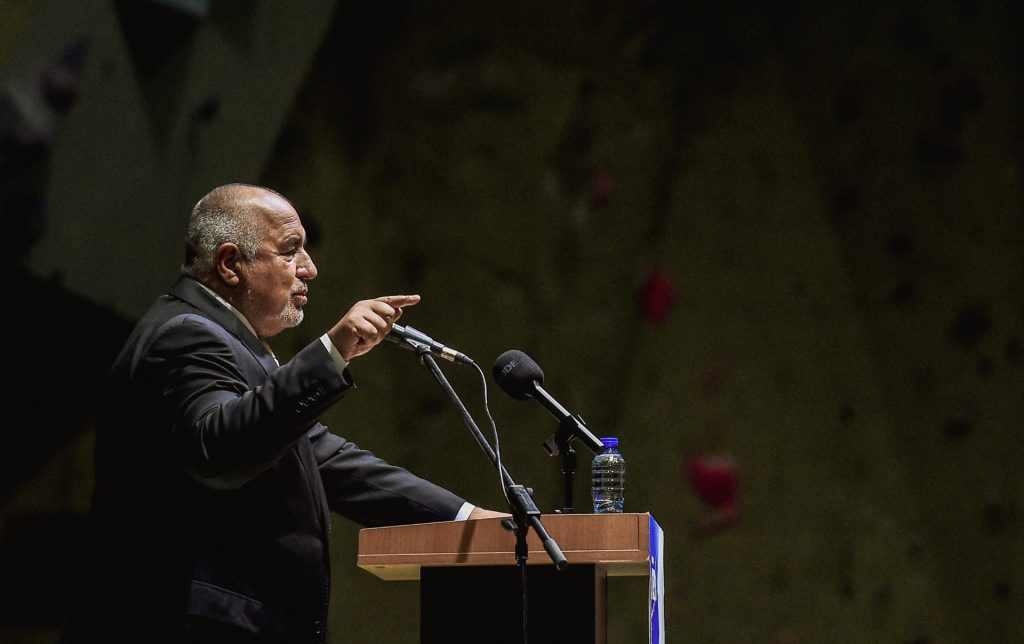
[454,502,475,521]
[320,333,350,373]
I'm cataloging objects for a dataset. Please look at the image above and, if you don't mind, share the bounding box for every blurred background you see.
[1,0,1021,642]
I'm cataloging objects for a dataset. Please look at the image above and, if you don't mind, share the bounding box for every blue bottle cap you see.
[600,437,618,448]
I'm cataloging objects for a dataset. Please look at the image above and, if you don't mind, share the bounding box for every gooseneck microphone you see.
[385,323,474,365]
[492,349,604,453]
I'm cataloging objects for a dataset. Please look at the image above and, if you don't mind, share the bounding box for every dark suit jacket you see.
[62,277,465,643]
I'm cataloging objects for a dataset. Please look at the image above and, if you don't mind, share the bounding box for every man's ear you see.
[215,243,244,287]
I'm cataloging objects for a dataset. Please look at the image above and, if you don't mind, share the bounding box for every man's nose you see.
[298,250,317,280]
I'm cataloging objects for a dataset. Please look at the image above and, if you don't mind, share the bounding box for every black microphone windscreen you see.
[492,349,544,400]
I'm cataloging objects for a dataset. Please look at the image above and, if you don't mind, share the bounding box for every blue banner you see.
[649,515,665,644]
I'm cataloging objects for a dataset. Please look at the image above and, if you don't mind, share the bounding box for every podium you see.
[358,512,664,644]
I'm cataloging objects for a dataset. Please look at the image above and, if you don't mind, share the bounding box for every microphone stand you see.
[407,339,569,561]
[408,342,568,572]
[542,414,600,514]
[408,341,567,644]
[545,426,576,514]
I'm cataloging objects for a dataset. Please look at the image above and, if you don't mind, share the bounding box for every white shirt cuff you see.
[320,333,350,374]
[454,502,475,521]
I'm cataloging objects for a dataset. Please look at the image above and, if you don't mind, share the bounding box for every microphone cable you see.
[469,361,511,511]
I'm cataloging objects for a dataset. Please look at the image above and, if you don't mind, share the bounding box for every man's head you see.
[182,183,317,338]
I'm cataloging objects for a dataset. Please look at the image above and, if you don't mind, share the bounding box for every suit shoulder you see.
[150,312,237,352]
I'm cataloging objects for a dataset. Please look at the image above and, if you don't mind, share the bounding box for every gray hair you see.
[181,183,271,279]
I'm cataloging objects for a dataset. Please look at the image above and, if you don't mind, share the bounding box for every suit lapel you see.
[168,277,280,376]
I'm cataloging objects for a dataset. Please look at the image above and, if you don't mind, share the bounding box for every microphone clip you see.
[542,413,603,457]
[401,337,434,363]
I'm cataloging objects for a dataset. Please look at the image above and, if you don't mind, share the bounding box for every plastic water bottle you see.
[591,437,626,513]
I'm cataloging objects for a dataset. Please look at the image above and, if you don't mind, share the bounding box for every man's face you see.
[236,191,317,338]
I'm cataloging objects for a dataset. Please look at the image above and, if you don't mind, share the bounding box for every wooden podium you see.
[358,513,662,644]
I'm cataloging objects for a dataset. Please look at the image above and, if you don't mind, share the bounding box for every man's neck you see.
[192,278,263,342]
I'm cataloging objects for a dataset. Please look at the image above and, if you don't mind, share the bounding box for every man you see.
[62,184,502,643]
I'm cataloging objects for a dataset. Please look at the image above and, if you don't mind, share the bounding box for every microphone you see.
[492,350,604,453]
[385,323,474,364]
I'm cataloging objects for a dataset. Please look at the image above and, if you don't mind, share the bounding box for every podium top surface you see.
[358,512,654,581]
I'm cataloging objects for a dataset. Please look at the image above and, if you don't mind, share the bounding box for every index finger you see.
[375,295,421,308]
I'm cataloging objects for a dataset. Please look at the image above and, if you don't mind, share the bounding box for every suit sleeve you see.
[146,314,352,489]
[308,422,467,527]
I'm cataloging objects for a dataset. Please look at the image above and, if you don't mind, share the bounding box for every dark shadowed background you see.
[1,0,1021,642]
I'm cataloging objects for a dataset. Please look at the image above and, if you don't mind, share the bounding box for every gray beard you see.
[281,304,304,329]
[242,285,304,336]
